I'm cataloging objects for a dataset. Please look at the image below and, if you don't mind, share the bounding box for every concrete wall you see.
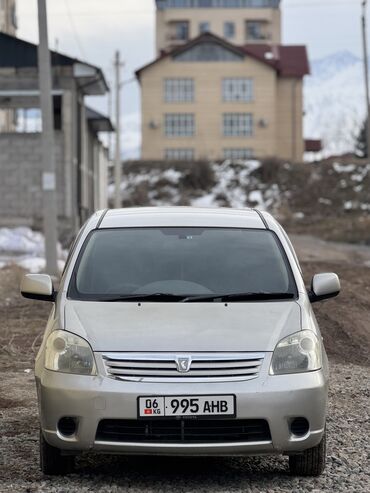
[0,129,108,230]
[0,132,65,225]
[140,55,304,161]
[156,7,281,53]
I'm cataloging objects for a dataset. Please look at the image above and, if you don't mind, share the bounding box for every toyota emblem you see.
[175,356,192,373]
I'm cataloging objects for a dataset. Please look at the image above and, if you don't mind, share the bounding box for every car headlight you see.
[45,330,97,375]
[270,330,322,375]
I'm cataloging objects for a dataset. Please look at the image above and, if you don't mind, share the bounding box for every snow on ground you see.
[0,227,45,255]
[111,159,289,213]
[190,160,276,209]
[114,158,370,220]
[0,227,67,273]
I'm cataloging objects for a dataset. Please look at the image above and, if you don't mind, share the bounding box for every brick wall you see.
[0,132,66,225]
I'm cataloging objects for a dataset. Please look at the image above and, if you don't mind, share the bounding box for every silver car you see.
[21,207,340,477]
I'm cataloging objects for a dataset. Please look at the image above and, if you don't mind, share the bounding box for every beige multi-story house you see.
[136,0,309,162]
[0,0,17,132]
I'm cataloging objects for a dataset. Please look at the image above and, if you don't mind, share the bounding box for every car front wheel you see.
[289,430,326,476]
[40,429,75,476]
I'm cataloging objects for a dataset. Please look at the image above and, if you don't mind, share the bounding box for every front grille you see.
[101,353,264,382]
[96,419,271,444]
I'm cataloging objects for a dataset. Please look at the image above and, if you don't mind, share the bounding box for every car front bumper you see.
[36,356,328,457]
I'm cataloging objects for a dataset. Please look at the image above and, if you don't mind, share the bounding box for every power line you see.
[63,0,87,59]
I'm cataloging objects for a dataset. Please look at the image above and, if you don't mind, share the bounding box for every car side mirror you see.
[309,273,340,303]
[20,274,56,302]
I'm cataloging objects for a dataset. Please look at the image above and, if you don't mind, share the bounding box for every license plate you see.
[138,395,235,418]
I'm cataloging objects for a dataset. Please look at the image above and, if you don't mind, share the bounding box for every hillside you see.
[111,157,370,244]
[304,51,366,156]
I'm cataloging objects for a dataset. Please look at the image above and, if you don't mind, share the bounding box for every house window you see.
[224,148,254,160]
[175,21,189,40]
[199,21,210,33]
[223,78,253,102]
[224,22,235,39]
[223,113,253,137]
[174,42,244,62]
[165,148,195,160]
[165,113,195,137]
[165,79,194,103]
[246,21,266,40]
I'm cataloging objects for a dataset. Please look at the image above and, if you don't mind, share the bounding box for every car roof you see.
[97,207,268,230]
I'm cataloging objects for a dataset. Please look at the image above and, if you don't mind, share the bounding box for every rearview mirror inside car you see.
[20,274,56,302]
[309,273,340,303]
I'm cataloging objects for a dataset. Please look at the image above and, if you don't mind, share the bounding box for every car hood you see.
[64,300,301,352]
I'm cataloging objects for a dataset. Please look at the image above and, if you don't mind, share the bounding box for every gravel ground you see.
[0,362,369,493]
[0,236,369,492]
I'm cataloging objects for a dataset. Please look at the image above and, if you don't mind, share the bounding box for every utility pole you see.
[114,51,123,209]
[108,83,113,161]
[37,0,59,275]
[362,0,370,157]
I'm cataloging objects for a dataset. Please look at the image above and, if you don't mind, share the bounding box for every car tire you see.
[289,430,326,477]
[40,429,75,475]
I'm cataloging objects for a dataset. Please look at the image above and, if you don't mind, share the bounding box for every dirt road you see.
[291,235,370,366]
[0,235,369,492]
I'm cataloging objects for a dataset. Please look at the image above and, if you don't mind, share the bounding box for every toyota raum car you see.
[21,207,340,476]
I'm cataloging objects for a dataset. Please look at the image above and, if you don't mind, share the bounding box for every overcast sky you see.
[16,0,369,157]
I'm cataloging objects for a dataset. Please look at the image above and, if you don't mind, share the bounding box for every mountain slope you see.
[304,51,367,156]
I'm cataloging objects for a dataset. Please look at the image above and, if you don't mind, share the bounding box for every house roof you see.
[242,44,310,77]
[136,32,310,79]
[86,107,114,133]
[0,32,109,96]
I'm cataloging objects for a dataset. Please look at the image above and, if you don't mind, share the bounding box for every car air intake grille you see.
[96,419,271,444]
[290,417,309,437]
[101,353,264,383]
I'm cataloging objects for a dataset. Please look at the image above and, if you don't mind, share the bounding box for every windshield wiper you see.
[181,292,296,303]
[97,293,187,302]
[95,291,295,303]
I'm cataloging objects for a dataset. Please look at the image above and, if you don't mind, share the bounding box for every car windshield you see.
[68,228,297,301]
